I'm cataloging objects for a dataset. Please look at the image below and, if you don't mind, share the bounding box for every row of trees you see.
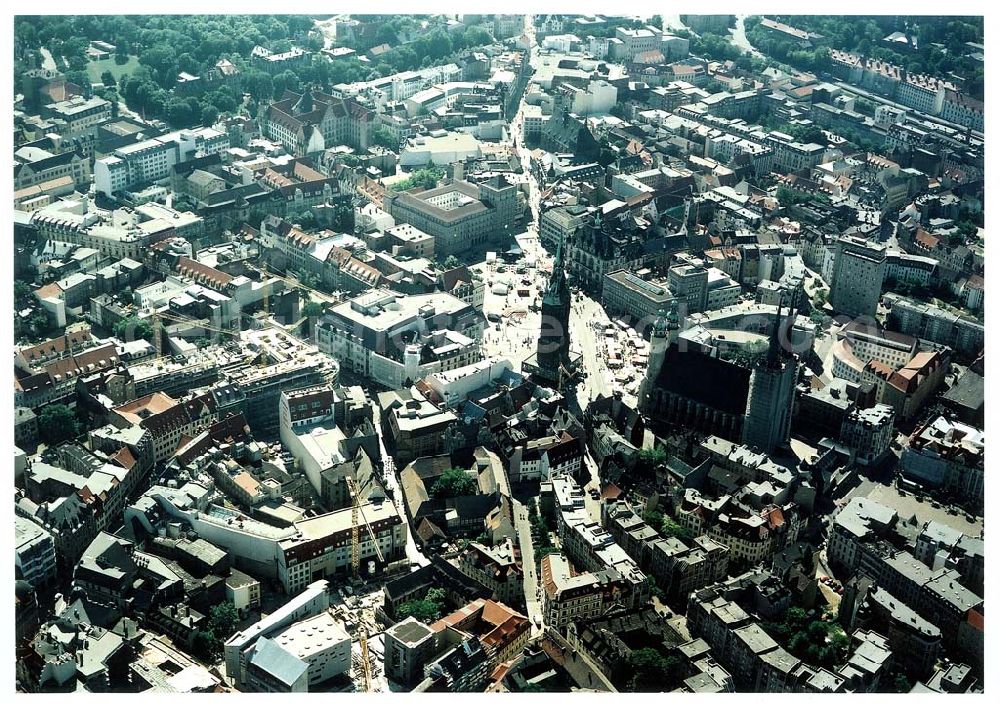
[741,20,832,74]
[676,28,746,64]
[527,498,560,567]
[746,15,983,99]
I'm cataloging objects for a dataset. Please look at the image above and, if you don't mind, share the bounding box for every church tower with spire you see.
[535,239,572,381]
[741,291,799,454]
[639,301,679,414]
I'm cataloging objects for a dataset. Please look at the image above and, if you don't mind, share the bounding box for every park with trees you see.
[14,15,501,132]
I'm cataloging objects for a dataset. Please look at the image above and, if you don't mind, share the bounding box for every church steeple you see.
[536,236,573,382]
[543,237,569,305]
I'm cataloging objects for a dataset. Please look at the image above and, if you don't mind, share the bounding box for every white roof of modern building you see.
[404,130,481,153]
[272,611,350,659]
[293,424,348,469]
[617,27,657,38]
[386,223,433,242]
[331,289,470,334]
[226,580,329,650]
[919,520,965,547]
[381,390,458,432]
[200,503,295,541]
[868,585,940,637]
[922,569,982,611]
[386,616,436,646]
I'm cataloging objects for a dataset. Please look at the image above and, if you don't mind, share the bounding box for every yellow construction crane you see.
[346,476,385,581]
[346,475,384,694]
[358,628,373,693]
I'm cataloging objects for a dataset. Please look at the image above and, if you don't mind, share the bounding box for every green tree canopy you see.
[626,648,678,692]
[440,255,462,270]
[430,468,478,499]
[14,280,33,303]
[636,447,668,475]
[208,603,240,640]
[788,123,826,145]
[302,301,324,318]
[371,125,398,150]
[660,517,695,542]
[398,587,447,622]
[391,166,445,192]
[113,316,153,341]
[776,187,829,208]
[38,404,82,444]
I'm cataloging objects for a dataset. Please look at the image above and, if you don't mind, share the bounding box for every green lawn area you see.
[86,55,139,84]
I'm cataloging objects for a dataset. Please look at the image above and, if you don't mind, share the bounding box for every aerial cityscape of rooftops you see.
[12,11,986,694]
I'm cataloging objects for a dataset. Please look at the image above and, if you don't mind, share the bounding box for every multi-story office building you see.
[884,293,985,357]
[242,612,352,692]
[384,618,439,686]
[540,552,622,630]
[614,27,660,60]
[668,262,709,314]
[223,580,331,690]
[602,269,675,327]
[316,288,484,388]
[829,236,887,318]
[14,147,91,191]
[826,497,898,576]
[455,539,524,607]
[939,90,983,132]
[384,176,519,257]
[539,205,590,249]
[250,45,310,74]
[126,486,406,593]
[765,131,826,173]
[94,127,229,196]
